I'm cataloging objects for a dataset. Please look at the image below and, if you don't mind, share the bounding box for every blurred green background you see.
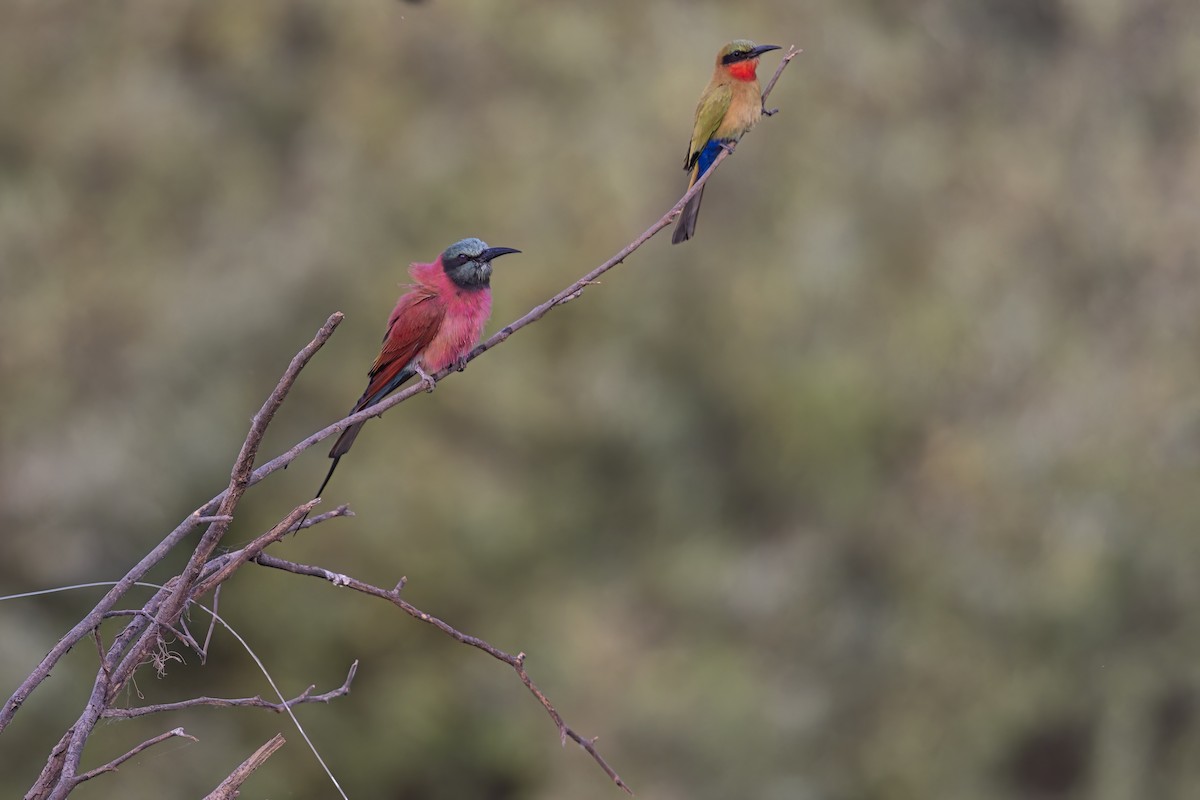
[2,0,1199,798]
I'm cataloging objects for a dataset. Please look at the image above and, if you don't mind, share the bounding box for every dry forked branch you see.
[7,47,801,798]
[252,553,634,795]
[190,499,320,598]
[19,318,349,800]
[72,727,199,786]
[101,662,359,719]
[21,504,356,800]
[0,313,344,734]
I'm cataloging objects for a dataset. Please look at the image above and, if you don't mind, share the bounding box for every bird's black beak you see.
[751,44,783,58]
[479,246,521,262]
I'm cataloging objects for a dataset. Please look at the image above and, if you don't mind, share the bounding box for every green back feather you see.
[686,85,732,169]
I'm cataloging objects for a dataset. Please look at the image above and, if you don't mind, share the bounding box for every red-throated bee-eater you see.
[672,40,781,244]
[314,238,520,499]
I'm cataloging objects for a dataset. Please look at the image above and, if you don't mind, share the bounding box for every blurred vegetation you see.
[2,0,1199,798]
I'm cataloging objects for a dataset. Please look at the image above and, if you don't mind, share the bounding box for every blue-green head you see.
[440,238,521,289]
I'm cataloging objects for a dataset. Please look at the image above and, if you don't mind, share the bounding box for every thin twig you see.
[191,500,319,599]
[71,727,197,785]
[253,554,634,794]
[200,583,220,664]
[294,504,355,531]
[89,630,110,690]
[203,733,286,800]
[186,598,351,799]
[102,661,357,719]
[760,45,802,115]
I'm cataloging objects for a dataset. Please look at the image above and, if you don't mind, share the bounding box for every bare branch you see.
[114,315,344,682]
[191,500,319,599]
[203,733,286,800]
[89,630,110,688]
[200,583,220,664]
[102,661,357,719]
[2,515,202,733]
[294,504,355,531]
[253,554,634,794]
[0,314,343,735]
[71,727,198,785]
[760,45,802,115]
[30,317,343,800]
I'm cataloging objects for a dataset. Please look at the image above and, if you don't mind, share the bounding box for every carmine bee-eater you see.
[672,40,782,244]
[314,238,520,499]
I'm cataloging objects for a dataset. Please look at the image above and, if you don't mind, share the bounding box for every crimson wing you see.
[327,289,444,460]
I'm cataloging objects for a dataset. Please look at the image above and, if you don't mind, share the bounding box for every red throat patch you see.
[727,59,759,82]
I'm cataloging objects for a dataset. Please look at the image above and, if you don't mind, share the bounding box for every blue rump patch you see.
[697,139,728,178]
